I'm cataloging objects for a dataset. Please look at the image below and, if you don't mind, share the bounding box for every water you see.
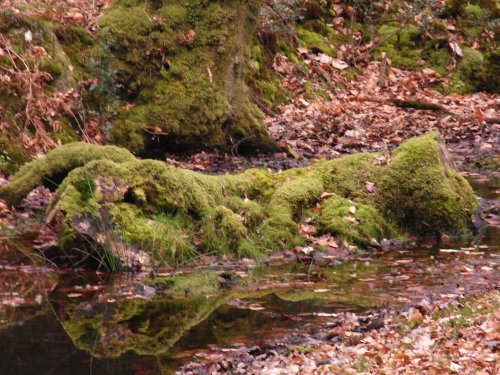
[0,179,497,375]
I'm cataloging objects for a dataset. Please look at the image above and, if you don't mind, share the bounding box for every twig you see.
[350,24,417,65]
[253,96,277,117]
[231,134,256,156]
[359,96,456,115]
[143,0,153,23]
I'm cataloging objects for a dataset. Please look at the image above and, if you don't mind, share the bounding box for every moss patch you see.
[97,0,276,154]
[316,195,397,245]
[0,142,135,206]
[0,133,477,270]
[0,136,30,176]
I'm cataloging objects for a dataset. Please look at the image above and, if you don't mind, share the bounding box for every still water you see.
[0,177,497,374]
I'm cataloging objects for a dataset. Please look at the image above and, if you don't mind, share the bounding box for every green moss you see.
[444,47,492,94]
[261,177,324,249]
[73,175,96,202]
[201,206,248,255]
[376,132,476,236]
[316,195,397,245]
[168,271,220,295]
[110,204,196,265]
[0,142,135,206]
[422,46,452,76]
[0,11,90,149]
[53,25,95,78]
[98,0,276,154]
[0,136,30,176]
[159,3,188,25]
[246,42,290,109]
[304,82,330,101]
[431,20,450,37]
[39,58,63,78]
[295,25,336,56]
[1,133,477,269]
[457,48,484,83]
[285,346,314,355]
[374,24,422,69]
[464,3,484,19]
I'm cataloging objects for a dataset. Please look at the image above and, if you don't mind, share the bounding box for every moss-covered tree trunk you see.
[0,132,476,271]
[102,0,277,154]
[0,1,278,163]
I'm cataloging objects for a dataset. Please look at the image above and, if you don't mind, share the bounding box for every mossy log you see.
[0,133,476,270]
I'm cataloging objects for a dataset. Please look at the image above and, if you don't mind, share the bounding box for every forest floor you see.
[166,60,499,175]
[0,1,499,374]
[179,289,499,375]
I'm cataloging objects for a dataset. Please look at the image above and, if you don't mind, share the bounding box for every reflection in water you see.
[55,294,228,358]
[0,247,498,374]
[0,175,498,374]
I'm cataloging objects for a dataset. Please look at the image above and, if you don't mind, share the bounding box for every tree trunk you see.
[100,0,278,155]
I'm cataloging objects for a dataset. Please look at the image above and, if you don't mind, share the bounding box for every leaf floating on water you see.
[248,303,265,311]
[440,249,459,253]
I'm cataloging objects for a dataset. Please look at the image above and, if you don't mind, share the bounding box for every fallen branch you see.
[253,96,277,117]
[359,96,452,114]
[389,99,448,112]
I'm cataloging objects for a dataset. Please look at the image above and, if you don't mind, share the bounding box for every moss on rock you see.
[376,133,476,236]
[0,133,477,270]
[374,24,422,69]
[371,1,498,94]
[316,195,398,245]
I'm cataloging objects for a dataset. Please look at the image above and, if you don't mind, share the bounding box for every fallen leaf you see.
[449,41,463,56]
[407,307,424,325]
